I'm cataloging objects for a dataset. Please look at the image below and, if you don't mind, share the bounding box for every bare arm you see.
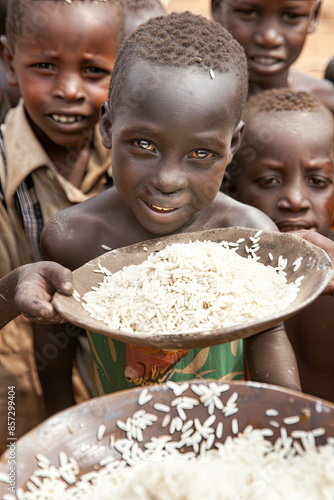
[244,323,301,392]
[0,262,73,329]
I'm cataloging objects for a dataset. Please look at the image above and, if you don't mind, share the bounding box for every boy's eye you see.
[281,12,307,22]
[235,9,258,19]
[189,149,214,159]
[84,66,110,76]
[32,62,55,70]
[257,176,281,187]
[132,140,155,151]
[308,176,331,188]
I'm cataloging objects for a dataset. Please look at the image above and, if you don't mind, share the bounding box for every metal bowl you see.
[52,227,332,350]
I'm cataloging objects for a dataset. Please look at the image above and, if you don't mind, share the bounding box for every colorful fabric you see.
[87,331,244,396]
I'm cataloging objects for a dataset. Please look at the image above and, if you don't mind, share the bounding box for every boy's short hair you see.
[244,88,329,115]
[109,11,248,125]
[225,87,330,181]
[6,0,125,48]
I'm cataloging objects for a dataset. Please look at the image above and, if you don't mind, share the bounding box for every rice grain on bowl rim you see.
[79,236,303,335]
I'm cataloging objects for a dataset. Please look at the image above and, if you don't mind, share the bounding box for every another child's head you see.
[324,56,334,84]
[1,0,125,147]
[124,0,166,37]
[225,88,334,236]
[99,11,248,234]
[211,0,322,90]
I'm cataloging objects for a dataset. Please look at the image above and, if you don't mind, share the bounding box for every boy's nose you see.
[53,73,85,101]
[151,159,187,193]
[254,18,284,48]
[277,186,312,211]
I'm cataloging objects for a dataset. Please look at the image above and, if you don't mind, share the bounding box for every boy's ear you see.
[0,36,19,87]
[99,101,112,150]
[308,0,322,33]
[227,120,244,164]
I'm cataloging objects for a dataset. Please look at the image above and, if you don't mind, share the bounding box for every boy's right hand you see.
[14,262,74,324]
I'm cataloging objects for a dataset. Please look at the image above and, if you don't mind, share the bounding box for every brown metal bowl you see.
[52,227,332,350]
[1,381,333,496]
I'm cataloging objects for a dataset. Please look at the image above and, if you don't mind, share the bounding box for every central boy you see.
[42,12,301,395]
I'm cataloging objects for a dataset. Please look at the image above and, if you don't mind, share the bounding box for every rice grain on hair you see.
[81,239,301,335]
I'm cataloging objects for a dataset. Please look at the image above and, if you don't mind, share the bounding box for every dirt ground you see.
[162,0,334,80]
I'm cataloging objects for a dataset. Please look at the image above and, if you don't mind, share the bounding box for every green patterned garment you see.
[87,331,244,396]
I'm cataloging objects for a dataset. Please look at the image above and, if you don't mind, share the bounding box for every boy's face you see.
[4,1,119,147]
[230,109,334,236]
[100,62,243,235]
[215,0,320,85]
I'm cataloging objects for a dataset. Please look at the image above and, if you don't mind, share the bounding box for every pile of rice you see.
[97,430,334,500]
[80,237,303,334]
[2,381,333,500]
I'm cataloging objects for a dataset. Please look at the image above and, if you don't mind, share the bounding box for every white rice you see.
[96,432,334,500]
[9,428,334,500]
[4,381,334,500]
[81,238,301,335]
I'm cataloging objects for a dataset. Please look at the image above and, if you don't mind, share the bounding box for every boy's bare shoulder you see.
[213,193,278,232]
[41,188,119,270]
[290,70,334,112]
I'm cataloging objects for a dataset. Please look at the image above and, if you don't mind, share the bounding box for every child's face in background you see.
[101,62,243,235]
[230,109,334,236]
[125,4,166,37]
[215,0,320,86]
[5,1,120,147]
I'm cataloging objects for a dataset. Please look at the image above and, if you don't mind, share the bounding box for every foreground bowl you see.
[1,381,334,498]
[52,227,332,351]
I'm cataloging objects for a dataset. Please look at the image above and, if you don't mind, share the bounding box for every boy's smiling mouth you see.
[50,114,84,124]
[276,220,315,232]
[251,56,282,66]
[150,204,177,213]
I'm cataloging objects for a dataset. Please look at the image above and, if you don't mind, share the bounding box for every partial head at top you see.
[124,0,166,36]
[107,10,248,125]
[5,0,125,50]
[211,0,322,91]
